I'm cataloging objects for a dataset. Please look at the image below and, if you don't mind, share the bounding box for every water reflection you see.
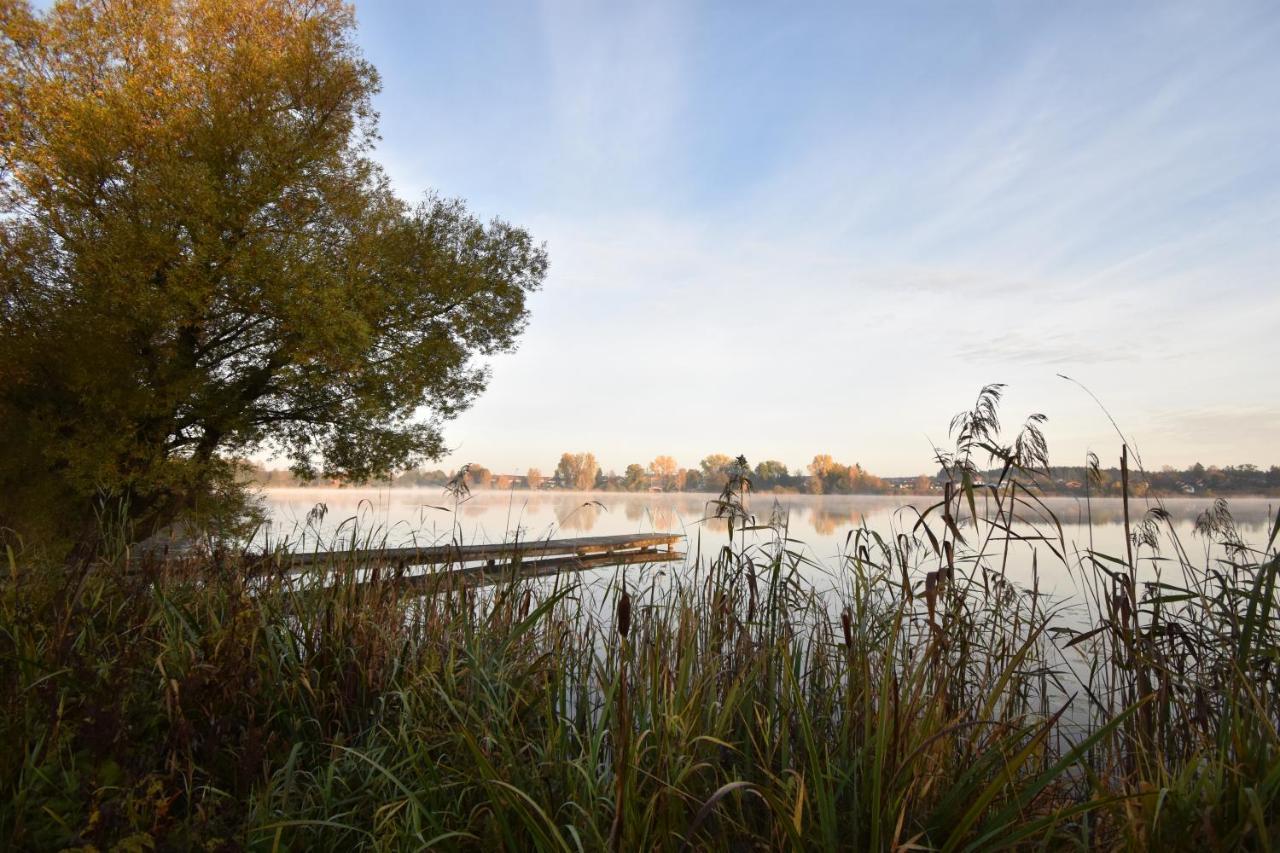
[649,504,677,533]
[808,505,868,536]
[554,500,603,533]
[259,488,1276,597]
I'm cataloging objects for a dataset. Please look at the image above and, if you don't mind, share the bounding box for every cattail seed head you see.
[617,590,632,639]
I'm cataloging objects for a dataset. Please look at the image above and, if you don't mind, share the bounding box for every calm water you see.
[258,488,1275,600]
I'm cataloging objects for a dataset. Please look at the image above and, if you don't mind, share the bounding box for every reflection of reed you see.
[649,505,676,532]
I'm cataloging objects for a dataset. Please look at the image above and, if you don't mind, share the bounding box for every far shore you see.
[254,485,1279,500]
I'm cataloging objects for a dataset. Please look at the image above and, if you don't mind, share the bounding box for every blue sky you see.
[353,1,1280,476]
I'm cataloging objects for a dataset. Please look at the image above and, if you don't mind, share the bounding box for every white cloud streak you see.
[359,1,1280,474]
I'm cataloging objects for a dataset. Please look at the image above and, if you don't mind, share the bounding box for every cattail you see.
[840,607,853,648]
[617,589,631,639]
[925,571,939,626]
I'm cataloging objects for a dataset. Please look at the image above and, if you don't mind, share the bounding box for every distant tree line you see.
[247,456,1280,498]
[991,463,1280,498]
[246,453,912,494]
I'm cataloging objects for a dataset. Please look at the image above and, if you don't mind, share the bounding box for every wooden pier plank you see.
[281,532,683,569]
[344,547,686,593]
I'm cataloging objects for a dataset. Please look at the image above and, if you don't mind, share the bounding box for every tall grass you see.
[1,391,1277,850]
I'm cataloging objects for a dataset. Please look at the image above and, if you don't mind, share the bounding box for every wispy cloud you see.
[535,0,689,202]
[357,1,1280,473]
[1141,405,1280,465]
[955,334,1132,367]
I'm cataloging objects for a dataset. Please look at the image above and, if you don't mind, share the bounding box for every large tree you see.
[622,463,647,492]
[698,454,735,492]
[752,459,789,489]
[554,452,597,491]
[0,0,547,552]
[648,455,677,491]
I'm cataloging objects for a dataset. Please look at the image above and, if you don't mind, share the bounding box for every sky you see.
[348,1,1280,477]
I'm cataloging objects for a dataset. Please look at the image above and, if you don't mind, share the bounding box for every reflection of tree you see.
[809,505,855,536]
[623,499,645,522]
[555,501,601,533]
[703,515,728,536]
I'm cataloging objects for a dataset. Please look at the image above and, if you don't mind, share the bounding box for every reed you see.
[1,392,1276,850]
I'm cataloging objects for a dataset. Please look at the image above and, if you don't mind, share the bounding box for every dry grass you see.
[2,390,1276,850]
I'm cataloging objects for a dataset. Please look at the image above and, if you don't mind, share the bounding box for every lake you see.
[257,488,1276,602]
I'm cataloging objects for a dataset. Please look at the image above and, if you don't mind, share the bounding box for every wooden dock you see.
[274,532,685,588]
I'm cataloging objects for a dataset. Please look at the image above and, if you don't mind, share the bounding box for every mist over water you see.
[258,488,1275,600]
